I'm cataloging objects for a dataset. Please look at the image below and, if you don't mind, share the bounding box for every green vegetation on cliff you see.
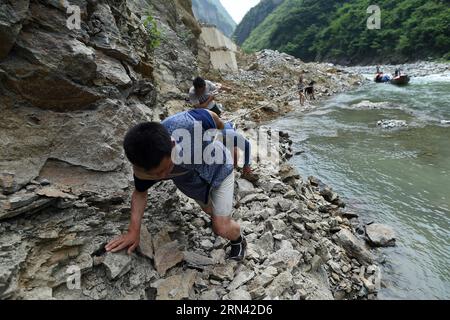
[233,0,283,45]
[240,0,450,64]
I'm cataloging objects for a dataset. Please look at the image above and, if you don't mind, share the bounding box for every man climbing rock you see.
[105,109,250,261]
[189,76,231,116]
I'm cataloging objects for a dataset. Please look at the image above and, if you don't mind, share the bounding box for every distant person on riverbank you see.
[189,76,231,116]
[298,74,306,106]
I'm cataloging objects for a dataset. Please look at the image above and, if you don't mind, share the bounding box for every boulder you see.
[278,164,300,183]
[320,187,339,203]
[365,223,396,247]
[333,229,373,264]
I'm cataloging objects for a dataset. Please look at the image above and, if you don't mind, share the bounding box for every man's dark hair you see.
[123,122,172,170]
[193,76,206,90]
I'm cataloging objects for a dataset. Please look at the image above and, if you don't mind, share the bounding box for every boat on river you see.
[390,74,410,85]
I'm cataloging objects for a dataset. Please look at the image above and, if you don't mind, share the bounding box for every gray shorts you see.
[195,172,234,217]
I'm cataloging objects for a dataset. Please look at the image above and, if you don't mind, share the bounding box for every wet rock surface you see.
[365,223,396,247]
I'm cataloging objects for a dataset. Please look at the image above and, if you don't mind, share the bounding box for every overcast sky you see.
[220,0,261,24]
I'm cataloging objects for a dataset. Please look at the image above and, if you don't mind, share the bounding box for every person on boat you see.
[381,74,392,82]
[105,109,252,261]
[375,72,392,82]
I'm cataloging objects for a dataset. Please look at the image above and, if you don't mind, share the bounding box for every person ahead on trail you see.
[105,109,252,261]
[189,77,231,116]
[297,74,306,106]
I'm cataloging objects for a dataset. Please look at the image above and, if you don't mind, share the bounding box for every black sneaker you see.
[228,236,247,261]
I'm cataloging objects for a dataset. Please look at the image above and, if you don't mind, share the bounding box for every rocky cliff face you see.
[0,0,200,299]
[191,0,236,38]
[1,1,387,300]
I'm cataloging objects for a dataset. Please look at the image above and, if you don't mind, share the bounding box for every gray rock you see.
[191,217,205,228]
[320,187,339,203]
[333,229,374,264]
[236,178,255,198]
[155,270,197,300]
[210,263,236,281]
[377,119,408,129]
[276,198,293,212]
[102,251,132,280]
[365,223,396,247]
[184,251,215,268]
[228,269,255,291]
[278,164,300,183]
[240,193,269,204]
[255,231,274,253]
[328,260,341,273]
[266,246,301,269]
[154,240,184,276]
[228,288,252,300]
[138,227,153,259]
[265,219,287,234]
[310,255,323,272]
[265,271,293,298]
[0,0,29,59]
[200,288,219,300]
[200,239,214,251]
[211,249,226,264]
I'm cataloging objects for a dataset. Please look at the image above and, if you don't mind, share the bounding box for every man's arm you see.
[105,189,148,254]
[208,109,224,129]
[195,95,215,108]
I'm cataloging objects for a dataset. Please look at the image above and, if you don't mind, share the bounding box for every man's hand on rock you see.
[105,230,140,255]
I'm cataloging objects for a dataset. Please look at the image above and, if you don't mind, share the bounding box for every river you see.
[271,67,450,299]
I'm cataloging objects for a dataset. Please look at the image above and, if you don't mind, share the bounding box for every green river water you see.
[272,73,450,299]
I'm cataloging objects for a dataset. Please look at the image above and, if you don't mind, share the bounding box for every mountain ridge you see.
[238,0,450,64]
